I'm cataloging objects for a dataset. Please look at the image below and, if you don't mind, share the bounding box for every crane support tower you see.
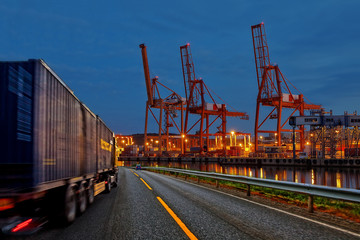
[251,23,321,152]
[180,43,249,156]
[140,44,186,156]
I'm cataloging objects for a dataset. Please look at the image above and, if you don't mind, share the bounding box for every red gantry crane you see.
[140,44,186,156]
[180,43,249,156]
[251,23,322,152]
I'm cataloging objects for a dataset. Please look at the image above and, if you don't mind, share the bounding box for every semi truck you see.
[0,59,118,235]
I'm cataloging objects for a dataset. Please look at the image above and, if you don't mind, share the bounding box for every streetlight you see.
[155,140,159,152]
[181,134,185,155]
[231,131,236,147]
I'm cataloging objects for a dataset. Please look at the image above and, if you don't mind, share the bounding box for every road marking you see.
[132,171,139,177]
[157,196,198,240]
[155,173,360,238]
[140,178,153,190]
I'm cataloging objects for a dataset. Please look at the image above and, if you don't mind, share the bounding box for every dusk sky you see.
[1,1,360,135]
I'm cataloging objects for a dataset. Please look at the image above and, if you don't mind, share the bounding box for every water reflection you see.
[126,161,360,190]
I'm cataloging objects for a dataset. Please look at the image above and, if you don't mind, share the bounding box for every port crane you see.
[180,43,249,156]
[251,23,322,152]
[140,44,186,156]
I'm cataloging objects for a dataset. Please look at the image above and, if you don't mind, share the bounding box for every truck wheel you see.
[78,181,87,214]
[105,175,111,193]
[87,179,94,205]
[64,185,76,224]
[113,174,118,188]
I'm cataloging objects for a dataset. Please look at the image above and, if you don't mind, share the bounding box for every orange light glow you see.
[311,169,315,185]
[0,198,15,211]
[336,172,342,188]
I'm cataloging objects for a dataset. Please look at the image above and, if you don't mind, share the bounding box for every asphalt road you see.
[23,167,360,240]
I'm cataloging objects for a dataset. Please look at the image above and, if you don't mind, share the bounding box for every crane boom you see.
[252,22,270,89]
[139,44,153,106]
[180,43,199,107]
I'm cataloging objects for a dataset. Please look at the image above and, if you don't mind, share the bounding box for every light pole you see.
[230,131,234,147]
[310,133,314,158]
[292,126,296,159]
[181,134,185,155]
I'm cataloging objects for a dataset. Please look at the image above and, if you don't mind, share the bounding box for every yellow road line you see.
[140,178,152,190]
[157,197,198,240]
[133,171,139,177]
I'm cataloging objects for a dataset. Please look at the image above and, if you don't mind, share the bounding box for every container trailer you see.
[0,59,118,235]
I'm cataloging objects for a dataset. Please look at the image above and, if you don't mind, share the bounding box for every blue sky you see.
[1,0,360,135]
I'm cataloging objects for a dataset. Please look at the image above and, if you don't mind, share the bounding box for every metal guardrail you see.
[143,167,360,212]
[121,156,360,168]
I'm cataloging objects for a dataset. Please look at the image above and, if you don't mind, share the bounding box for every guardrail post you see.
[308,195,314,213]
[247,184,251,196]
[198,176,200,183]
[175,172,178,178]
[185,175,188,180]
[216,180,219,188]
